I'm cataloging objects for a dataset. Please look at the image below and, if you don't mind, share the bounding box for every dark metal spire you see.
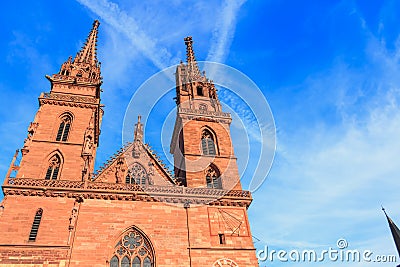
[382,207,400,259]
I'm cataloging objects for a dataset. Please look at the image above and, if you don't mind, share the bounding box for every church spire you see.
[382,207,400,258]
[53,20,102,85]
[74,20,100,66]
[184,36,203,81]
[134,115,143,142]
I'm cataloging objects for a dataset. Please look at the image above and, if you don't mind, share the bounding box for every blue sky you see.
[1,0,400,266]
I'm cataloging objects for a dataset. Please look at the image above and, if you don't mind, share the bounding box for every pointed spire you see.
[184,36,202,80]
[52,20,102,85]
[382,207,400,258]
[134,115,143,142]
[74,20,100,66]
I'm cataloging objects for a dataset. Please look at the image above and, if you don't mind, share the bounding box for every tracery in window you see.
[201,129,216,155]
[125,163,150,185]
[56,114,72,141]
[205,165,222,189]
[110,227,155,267]
[45,153,62,180]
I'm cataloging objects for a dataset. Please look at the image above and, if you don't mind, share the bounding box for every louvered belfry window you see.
[28,208,43,241]
[201,129,216,155]
[56,115,72,141]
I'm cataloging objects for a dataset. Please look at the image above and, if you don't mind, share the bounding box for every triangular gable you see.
[93,141,176,186]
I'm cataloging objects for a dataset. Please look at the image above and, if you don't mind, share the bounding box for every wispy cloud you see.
[250,10,400,265]
[74,1,252,175]
[76,0,176,70]
[206,0,246,63]
[76,0,246,71]
[252,92,400,265]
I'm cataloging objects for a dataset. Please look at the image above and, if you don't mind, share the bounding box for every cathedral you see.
[0,20,258,267]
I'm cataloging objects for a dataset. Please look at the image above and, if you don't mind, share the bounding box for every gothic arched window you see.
[201,129,216,155]
[28,208,43,242]
[110,256,119,267]
[132,257,140,267]
[143,257,152,267]
[126,163,149,185]
[56,114,72,141]
[110,227,155,267]
[121,256,129,267]
[45,154,62,180]
[206,165,222,189]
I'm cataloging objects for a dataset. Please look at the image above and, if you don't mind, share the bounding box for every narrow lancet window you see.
[201,129,216,155]
[28,208,43,241]
[56,115,72,141]
[45,154,61,180]
[110,256,119,267]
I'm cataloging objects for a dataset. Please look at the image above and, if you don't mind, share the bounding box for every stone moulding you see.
[47,74,102,86]
[178,107,231,119]
[2,178,252,207]
[39,93,100,108]
[42,92,99,104]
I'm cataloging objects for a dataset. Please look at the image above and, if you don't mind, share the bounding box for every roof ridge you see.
[92,141,132,179]
[143,143,175,183]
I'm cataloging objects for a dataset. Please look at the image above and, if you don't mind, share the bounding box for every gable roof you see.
[92,141,176,185]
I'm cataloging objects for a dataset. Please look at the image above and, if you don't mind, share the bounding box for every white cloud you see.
[76,0,177,70]
[249,13,400,266]
[206,0,246,63]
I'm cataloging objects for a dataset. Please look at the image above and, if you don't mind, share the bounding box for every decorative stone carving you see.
[21,122,39,155]
[3,178,252,207]
[42,92,98,104]
[132,141,141,158]
[83,134,93,155]
[69,206,78,230]
[178,107,231,118]
[148,162,154,176]
[114,157,125,184]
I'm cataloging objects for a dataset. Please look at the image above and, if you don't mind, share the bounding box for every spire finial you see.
[382,205,388,216]
[184,36,202,80]
[134,115,143,142]
[74,20,100,66]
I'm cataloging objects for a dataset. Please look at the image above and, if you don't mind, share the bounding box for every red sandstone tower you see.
[0,21,258,267]
[16,20,102,182]
[171,37,241,192]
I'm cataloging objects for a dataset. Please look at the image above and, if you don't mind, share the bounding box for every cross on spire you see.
[74,20,100,66]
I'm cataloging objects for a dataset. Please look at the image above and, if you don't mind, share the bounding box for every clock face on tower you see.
[213,258,239,267]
